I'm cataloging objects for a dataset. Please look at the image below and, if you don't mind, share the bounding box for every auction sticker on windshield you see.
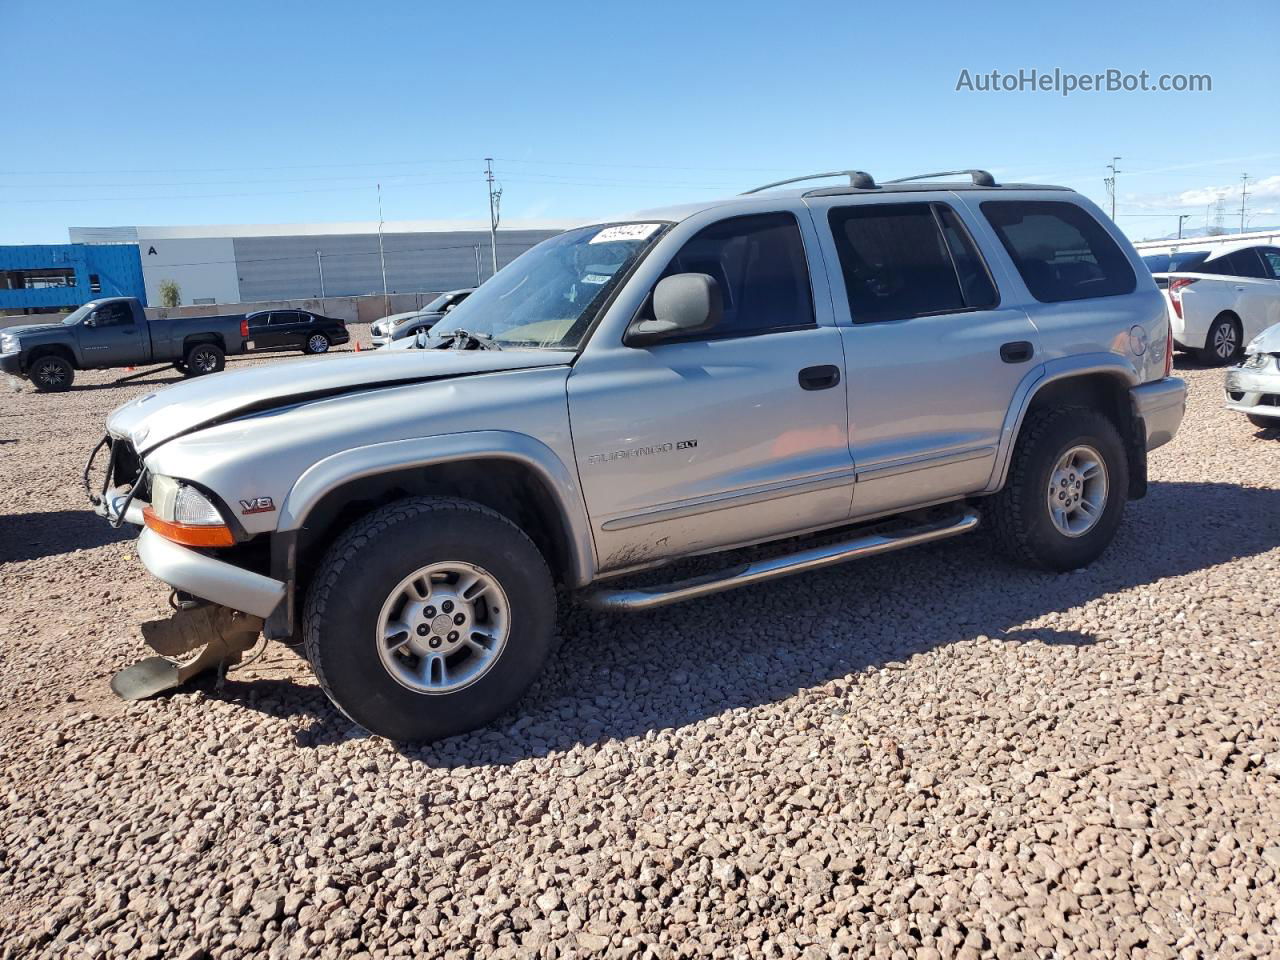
[590,223,662,244]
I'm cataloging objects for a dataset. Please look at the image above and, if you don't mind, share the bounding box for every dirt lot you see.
[2,341,1279,960]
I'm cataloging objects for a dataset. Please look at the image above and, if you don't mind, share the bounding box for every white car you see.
[1225,325,1280,429]
[1146,244,1280,365]
[368,290,473,348]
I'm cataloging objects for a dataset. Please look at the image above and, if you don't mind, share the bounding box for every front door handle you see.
[799,364,841,390]
[1000,341,1034,363]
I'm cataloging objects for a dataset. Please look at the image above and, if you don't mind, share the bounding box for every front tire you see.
[303,333,330,355]
[303,497,556,742]
[1197,313,1243,366]
[183,343,225,376]
[990,406,1129,572]
[1247,413,1277,429]
[30,355,74,392]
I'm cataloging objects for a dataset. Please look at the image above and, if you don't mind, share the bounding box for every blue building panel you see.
[0,243,146,311]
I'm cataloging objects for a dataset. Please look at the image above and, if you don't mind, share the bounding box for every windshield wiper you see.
[437,328,501,351]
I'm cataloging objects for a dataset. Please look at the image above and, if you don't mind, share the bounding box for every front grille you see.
[110,437,143,488]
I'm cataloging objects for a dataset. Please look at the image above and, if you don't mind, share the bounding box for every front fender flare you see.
[279,430,596,587]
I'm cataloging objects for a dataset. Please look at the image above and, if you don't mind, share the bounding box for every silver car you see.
[89,169,1186,742]
[1225,324,1280,428]
[368,289,473,348]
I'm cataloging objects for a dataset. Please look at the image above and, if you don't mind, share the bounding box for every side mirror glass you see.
[626,273,722,346]
[83,314,97,327]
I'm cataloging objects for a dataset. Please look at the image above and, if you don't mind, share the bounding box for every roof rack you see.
[742,170,876,195]
[884,169,998,187]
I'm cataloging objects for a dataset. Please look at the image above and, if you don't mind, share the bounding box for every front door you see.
[568,210,854,573]
[808,196,1041,517]
[78,300,146,367]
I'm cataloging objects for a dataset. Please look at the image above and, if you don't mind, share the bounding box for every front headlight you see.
[1241,353,1269,370]
[1,334,17,354]
[145,475,234,547]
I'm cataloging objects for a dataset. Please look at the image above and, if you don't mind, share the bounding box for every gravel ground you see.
[2,342,1279,960]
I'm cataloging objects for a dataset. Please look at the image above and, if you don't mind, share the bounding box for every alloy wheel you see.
[1046,444,1108,537]
[308,334,330,353]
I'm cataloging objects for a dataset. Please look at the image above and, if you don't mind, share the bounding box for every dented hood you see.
[1245,324,1280,355]
[106,348,569,453]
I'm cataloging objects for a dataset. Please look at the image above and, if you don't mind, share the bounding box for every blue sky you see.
[2,0,1277,244]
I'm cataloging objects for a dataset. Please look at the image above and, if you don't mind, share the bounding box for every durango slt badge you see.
[587,439,697,465]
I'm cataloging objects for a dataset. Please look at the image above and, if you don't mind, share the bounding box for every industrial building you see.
[0,243,146,314]
[66,219,573,307]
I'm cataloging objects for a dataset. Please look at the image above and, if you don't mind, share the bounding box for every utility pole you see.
[484,158,502,278]
[1176,214,1190,240]
[377,183,389,316]
[316,250,325,298]
[474,244,482,286]
[1104,156,1122,221]
[1240,173,1251,234]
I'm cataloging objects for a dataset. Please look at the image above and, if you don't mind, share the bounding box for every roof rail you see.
[742,170,876,195]
[884,169,998,187]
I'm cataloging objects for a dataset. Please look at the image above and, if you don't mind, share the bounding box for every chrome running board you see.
[581,508,980,613]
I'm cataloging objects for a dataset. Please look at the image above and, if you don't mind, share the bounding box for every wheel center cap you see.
[431,613,455,635]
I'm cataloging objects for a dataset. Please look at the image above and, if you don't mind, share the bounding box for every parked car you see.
[369,289,473,348]
[88,169,1185,742]
[0,297,247,392]
[1144,244,1280,365]
[1225,325,1280,429]
[245,309,349,355]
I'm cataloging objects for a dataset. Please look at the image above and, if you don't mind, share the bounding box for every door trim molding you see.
[600,468,857,531]
[854,445,995,482]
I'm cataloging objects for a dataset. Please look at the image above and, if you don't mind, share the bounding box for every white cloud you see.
[1175,174,1280,208]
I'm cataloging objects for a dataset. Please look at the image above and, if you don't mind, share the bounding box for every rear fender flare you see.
[985,353,1140,493]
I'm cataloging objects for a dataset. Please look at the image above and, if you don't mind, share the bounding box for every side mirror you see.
[83,314,97,327]
[626,273,722,346]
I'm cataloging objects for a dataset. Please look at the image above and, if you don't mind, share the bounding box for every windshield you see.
[61,302,96,325]
[429,222,665,349]
[1142,251,1210,273]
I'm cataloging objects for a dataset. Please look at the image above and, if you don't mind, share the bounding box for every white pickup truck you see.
[1145,244,1280,364]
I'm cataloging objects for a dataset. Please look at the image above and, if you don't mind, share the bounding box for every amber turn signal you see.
[142,506,235,548]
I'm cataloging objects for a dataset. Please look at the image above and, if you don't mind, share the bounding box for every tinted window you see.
[981,200,1136,302]
[654,212,814,337]
[1258,248,1280,280]
[828,202,996,323]
[1142,251,1210,273]
[1225,249,1268,279]
[93,301,132,326]
[269,311,299,325]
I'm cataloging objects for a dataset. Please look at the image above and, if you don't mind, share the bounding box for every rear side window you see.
[981,200,1136,303]
[827,202,998,323]
[1142,251,1210,273]
[654,212,815,338]
[1259,248,1280,280]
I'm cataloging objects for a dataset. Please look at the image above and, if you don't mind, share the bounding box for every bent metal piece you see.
[581,509,980,612]
[110,605,264,701]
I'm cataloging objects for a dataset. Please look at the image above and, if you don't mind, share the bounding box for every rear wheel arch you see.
[997,369,1145,500]
[182,333,225,354]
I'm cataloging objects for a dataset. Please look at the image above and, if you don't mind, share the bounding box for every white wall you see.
[138,236,240,306]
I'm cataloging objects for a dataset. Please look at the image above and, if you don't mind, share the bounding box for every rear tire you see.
[1196,314,1242,366]
[303,333,331,355]
[30,355,74,392]
[183,343,225,377]
[303,496,556,743]
[990,406,1129,571]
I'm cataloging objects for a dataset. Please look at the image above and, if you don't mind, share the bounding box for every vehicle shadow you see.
[200,480,1280,765]
[0,509,135,563]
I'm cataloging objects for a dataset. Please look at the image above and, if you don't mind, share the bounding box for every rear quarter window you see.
[981,200,1136,303]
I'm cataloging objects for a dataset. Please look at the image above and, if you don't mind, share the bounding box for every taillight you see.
[240,317,249,337]
[1168,277,1197,320]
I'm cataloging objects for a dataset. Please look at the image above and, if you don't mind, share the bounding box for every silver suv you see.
[89,169,1187,741]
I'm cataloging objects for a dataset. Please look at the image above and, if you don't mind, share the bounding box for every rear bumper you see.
[137,528,285,620]
[1131,377,1187,451]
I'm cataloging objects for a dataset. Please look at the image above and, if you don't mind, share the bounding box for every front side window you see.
[981,200,1136,303]
[642,212,814,338]
[430,222,666,349]
[93,301,132,326]
[828,202,997,323]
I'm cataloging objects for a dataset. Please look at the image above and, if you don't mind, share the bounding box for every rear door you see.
[79,300,146,367]
[1226,248,1280,341]
[806,195,1041,517]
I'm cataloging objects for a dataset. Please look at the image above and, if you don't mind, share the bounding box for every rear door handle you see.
[799,364,841,390]
[1000,341,1034,363]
